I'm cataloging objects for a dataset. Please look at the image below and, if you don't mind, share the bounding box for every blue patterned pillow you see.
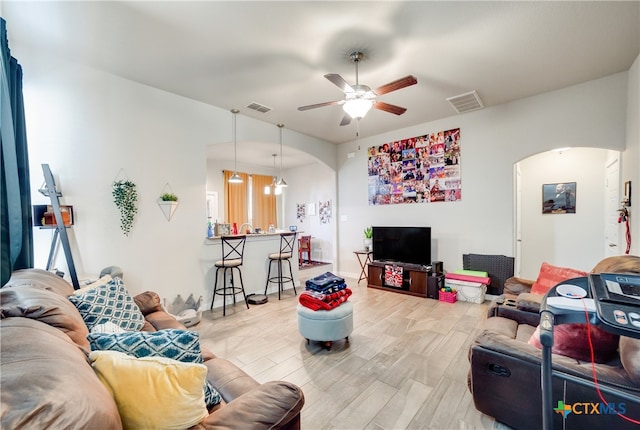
[68,278,145,331]
[88,329,221,408]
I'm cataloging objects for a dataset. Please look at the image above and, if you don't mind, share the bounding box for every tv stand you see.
[367,261,443,298]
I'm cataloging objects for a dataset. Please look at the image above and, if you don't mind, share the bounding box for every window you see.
[223,170,276,231]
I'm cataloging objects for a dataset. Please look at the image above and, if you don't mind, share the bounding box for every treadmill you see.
[540,273,640,430]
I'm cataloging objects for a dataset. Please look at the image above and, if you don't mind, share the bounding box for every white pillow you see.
[90,321,127,334]
[72,275,113,295]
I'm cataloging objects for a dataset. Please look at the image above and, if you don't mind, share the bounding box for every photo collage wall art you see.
[368,128,462,205]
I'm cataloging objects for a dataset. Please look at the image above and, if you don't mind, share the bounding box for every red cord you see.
[625,218,631,254]
[582,299,640,424]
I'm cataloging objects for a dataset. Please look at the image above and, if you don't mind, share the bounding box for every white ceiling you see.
[3,1,639,168]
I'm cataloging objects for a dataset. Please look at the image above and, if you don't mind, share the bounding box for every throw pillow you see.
[89,350,209,429]
[90,321,127,334]
[71,275,113,296]
[528,323,619,363]
[530,262,588,295]
[88,329,221,408]
[68,278,145,331]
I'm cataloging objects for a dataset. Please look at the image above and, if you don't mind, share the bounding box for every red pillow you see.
[530,262,588,295]
[528,323,619,363]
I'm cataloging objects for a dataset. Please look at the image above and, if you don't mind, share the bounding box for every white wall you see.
[518,148,609,278]
[337,72,630,279]
[623,54,639,256]
[20,51,336,307]
[284,162,337,263]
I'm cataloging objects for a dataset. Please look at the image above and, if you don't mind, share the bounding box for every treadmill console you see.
[589,273,640,337]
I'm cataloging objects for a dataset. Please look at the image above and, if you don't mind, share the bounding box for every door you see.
[514,164,522,276]
[604,155,620,257]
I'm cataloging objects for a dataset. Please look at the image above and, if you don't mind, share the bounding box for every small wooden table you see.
[353,250,373,283]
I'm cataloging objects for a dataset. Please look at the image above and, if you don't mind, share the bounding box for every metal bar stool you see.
[265,232,297,300]
[211,235,249,316]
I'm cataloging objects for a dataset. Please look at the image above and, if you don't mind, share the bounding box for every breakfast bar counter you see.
[202,232,300,306]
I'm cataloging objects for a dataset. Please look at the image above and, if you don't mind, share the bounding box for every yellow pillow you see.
[89,350,208,430]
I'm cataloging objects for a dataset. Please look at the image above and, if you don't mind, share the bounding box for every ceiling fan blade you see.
[297,100,344,111]
[325,74,354,93]
[373,101,407,115]
[374,75,418,96]
[339,114,352,126]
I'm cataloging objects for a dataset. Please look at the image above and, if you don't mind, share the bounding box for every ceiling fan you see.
[298,51,417,126]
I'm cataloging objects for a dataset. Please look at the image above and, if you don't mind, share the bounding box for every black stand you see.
[40,164,79,290]
[539,309,555,430]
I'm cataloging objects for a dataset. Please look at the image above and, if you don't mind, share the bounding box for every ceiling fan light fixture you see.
[298,51,416,126]
[343,98,373,119]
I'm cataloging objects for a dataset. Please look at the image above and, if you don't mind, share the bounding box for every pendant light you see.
[264,154,278,195]
[228,108,243,184]
[275,124,288,187]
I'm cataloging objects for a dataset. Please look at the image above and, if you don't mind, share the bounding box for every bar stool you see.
[264,232,297,300]
[211,235,249,316]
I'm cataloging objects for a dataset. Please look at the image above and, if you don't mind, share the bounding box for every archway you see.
[514,147,620,279]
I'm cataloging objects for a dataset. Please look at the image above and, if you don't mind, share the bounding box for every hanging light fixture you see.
[264,154,278,195]
[275,124,288,187]
[343,97,374,119]
[228,108,243,184]
[342,52,374,119]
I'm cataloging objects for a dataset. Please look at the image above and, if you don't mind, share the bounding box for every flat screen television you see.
[372,226,431,266]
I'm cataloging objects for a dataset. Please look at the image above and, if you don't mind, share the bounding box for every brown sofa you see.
[468,256,640,430]
[1,268,304,429]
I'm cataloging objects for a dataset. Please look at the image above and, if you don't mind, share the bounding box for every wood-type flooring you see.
[195,268,513,430]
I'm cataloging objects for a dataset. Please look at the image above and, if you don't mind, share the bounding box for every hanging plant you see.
[160,192,178,202]
[112,180,138,236]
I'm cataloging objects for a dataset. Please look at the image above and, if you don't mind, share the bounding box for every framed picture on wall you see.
[542,182,576,214]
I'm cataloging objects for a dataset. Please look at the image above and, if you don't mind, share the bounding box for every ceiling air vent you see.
[446,90,484,114]
[246,102,272,114]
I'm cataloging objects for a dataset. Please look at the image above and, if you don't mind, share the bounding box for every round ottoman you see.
[297,301,353,350]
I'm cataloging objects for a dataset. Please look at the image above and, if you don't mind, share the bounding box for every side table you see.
[353,250,372,283]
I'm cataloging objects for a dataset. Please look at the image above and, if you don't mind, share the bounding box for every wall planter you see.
[158,200,179,221]
[158,186,179,221]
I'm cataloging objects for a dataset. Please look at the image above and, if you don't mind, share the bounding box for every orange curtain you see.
[252,174,276,231]
[223,170,249,226]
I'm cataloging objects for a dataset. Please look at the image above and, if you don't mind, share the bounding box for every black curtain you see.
[1,17,33,286]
